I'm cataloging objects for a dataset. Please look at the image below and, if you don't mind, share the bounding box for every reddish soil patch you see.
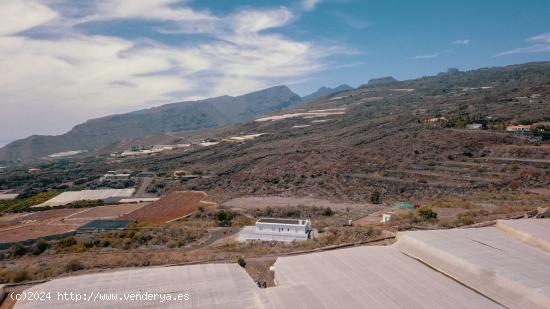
[0,204,149,243]
[0,224,78,243]
[65,203,148,221]
[22,208,83,221]
[123,191,216,224]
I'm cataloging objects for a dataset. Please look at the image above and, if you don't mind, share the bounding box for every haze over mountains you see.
[0,84,358,163]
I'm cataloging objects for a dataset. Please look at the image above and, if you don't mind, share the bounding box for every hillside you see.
[2,62,549,203]
[0,86,301,162]
[106,62,550,201]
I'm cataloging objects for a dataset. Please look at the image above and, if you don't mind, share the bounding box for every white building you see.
[238,218,312,242]
[466,123,482,130]
[100,173,131,182]
[506,125,531,132]
[381,213,393,224]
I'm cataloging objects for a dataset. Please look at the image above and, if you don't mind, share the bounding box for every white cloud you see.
[495,33,550,57]
[0,0,59,36]
[0,1,342,143]
[302,0,321,11]
[527,33,550,44]
[410,52,439,60]
[452,39,469,45]
[87,0,215,22]
[231,7,293,34]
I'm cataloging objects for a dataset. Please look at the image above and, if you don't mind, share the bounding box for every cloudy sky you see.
[1,0,549,146]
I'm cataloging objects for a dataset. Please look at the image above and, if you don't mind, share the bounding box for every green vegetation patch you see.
[0,191,60,213]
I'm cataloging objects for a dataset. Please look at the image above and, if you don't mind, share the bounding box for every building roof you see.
[77,220,133,231]
[257,218,303,225]
[268,246,501,309]
[15,219,550,309]
[16,264,260,309]
[37,189,135,207]
[395,222,550,308]
[389,201,414,209]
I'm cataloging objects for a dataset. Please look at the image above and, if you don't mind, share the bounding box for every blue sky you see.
[0,0,549,145]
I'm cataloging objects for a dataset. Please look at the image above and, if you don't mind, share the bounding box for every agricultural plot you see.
[123,191,216,224]
[0,203,149,243]
[0,193,18,200]
[255,108,346,122]
[37,189,135,207]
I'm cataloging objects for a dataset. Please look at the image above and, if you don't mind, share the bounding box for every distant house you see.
[28,168,41,174]
[381,213,393,224]
[389,202,415,210]
[506,125,531,132]
[100,172,131,182]
[466,123,482,130]
[173,169,201,180]
[136,171,155,177]
[427,117,447,123]
[238,218,312,242]
[173,169,192,177]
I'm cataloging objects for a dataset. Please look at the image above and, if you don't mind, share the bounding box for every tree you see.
[11,243,26,257]
[371,191,381,204]
[237,257,246,268]
[215,210,235,226]
[32,239,48,255]
[417,207,438,220]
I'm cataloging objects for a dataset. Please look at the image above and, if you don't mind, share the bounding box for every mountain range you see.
[0,83,359,162]
[2,62,550,202]
[0,86,301,162]
[301,84,354,102]
[108,62,550,201]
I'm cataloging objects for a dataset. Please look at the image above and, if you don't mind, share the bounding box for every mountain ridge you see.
[0,85,301,162]
[301,84,353,102]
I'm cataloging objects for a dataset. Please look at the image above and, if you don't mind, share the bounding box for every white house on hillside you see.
[238,218,312,242]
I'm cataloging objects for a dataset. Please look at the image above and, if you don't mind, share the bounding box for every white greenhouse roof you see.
[16,264,261,309]
[15,219,550,309]
[37,189,135,207]
[265,246,502,309]
[395,223,550,308]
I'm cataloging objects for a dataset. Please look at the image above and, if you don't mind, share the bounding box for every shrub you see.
[57,236,77,248]
[11,243,26,257]
[370,191,381,204]
[32,239,48,255]
[417,207,438,220]
[455,214,475,226]
[215,210,235,226]
[321,207,334,216]
[166,240,178,248]
[72,243,87,253]
[237,257,246,268]
[7,270,28,283]
[65,259,85,272]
